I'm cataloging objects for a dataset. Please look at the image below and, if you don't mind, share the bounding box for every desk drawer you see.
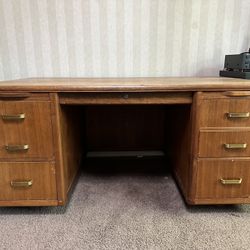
[198,130,250,157]
[59,92,192,105]
[195,159,250,199]
[200,98,250,127]
[0,101,54,159]
[0,162,57,200]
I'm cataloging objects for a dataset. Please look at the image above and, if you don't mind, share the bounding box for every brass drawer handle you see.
[10,180,33,188]
[1,113,25,121]
[224,143,247,149]
[220,178,242,185]
[5,144,29,152]
[227,112,250,118]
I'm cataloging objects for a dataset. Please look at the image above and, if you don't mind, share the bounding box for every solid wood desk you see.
[1,77,250,206]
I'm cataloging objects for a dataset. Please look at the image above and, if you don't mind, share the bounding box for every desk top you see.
[0,77,250,92]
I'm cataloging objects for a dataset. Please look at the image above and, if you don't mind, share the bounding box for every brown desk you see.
[1,77,250,206]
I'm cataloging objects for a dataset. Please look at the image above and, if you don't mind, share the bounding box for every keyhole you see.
[123,94,129,99]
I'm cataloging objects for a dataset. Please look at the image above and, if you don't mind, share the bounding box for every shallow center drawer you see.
[59,92,192,105]
[198,130,250,157]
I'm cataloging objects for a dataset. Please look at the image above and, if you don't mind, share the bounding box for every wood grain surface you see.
[85,106,166,151]
[0,99,54,160]
[195,159,250,200]
[1,78,250,206]
[199,92,250,127]
[0,162,57,201]
[0,77,250,92]
[59,92,192,104]
[198,130,250,157]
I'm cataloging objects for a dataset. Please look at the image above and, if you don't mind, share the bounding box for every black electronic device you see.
[220,48,250,79]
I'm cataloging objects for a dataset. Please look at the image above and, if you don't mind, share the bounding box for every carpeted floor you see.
[0,162,250,250]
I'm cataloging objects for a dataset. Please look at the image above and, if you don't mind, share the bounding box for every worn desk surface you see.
[0,77,249,92]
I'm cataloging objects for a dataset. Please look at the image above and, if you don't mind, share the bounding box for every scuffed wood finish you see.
[0,100,54,160]
[59,92,192,104]
[49,93,66,205]
[195,159,250,200]
[0,162,57,201]
[49,93,84,206]
[0,200,58,207]
[0,77,250,92]
[59,105,83,198]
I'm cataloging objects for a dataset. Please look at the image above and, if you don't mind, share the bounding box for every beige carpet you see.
[0,164,250,250]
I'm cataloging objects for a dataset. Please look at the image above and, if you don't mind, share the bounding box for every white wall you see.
[0,0,250,81]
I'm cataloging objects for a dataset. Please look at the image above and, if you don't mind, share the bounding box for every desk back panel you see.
[85,106,166,151]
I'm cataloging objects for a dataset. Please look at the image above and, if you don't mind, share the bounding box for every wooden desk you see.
[1,77,250,206]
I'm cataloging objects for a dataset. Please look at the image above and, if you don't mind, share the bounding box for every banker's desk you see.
[1,77,250,206]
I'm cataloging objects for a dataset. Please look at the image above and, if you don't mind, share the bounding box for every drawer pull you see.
[227,112,250,118]
[10,180,33,188]
[220,178,242,185]
[5,144,29,152]
[224,91,250,97]
[224,143,247,149]
[0,92,31,99]
[1,113,25,121]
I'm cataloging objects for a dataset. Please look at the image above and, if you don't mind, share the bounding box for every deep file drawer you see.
[198,130,250,157]
[0,101,54,159]
[0,162,57,200]
[195,159,250,200]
